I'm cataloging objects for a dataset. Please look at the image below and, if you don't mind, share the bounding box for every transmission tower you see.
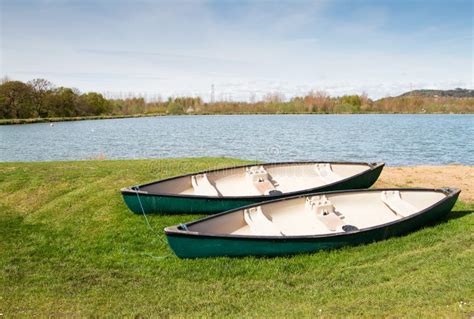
[211,84,215,103]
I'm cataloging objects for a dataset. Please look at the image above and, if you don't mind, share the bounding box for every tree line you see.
[1,78,472,119]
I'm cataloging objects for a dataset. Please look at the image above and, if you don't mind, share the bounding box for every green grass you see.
[0,158,472,317]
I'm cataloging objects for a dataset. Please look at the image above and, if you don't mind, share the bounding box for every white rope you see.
[133,186,171,259]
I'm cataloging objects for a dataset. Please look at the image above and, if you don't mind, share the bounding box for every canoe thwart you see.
[381,190,418,217]
[315,163,342,183]
[243,206,284,236]
[191,174,220,197]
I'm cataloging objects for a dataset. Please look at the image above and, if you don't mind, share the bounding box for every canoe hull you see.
[165,189,459,258]
[122,193,255,215]
[122,162,384,215]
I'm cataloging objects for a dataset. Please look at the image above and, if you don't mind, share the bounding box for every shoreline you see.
[0,113,166,125]
[1,111,471,125]
[375,165,474,202]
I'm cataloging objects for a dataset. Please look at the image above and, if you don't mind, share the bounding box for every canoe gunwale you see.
[121,161,385,200]
[164,187,461,241]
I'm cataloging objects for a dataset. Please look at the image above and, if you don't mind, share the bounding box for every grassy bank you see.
[0,158,472,317]
[0,113,166,125]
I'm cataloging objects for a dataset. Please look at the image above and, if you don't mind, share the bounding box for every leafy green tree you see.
[45,87,79,117]
[78,92,111,115]
[0,81,34,118]
[340,95,361,107]
[340,95,362,113]
[166,100,184,114]
[166,97,202,114]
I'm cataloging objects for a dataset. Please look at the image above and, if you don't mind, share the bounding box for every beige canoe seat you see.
[243,206,284,236]
[246,166,278,195]
[381,191,418,217]
[306,195,345,231]
[315,164,342,184]
[191,174,220,197]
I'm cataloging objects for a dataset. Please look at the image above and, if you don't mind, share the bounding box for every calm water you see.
[0,114,473,165]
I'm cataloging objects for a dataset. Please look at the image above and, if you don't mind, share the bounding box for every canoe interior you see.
[139,162,372,197]
[185,190,449,237]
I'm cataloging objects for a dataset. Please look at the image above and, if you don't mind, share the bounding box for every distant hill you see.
[399,88,474,98]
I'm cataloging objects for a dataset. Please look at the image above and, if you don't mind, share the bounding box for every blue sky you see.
[1,0,472,100]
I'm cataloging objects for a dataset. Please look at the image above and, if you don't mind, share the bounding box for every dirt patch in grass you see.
[375,165,474,202]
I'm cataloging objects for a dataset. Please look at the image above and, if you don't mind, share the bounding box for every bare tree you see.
[0,75,11,84]
[263,92,285,103]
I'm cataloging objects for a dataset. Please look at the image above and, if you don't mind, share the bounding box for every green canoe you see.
[165,188,460,258]
[121,161,384,214]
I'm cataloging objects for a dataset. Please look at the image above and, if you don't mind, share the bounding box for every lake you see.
[0,114,473,165]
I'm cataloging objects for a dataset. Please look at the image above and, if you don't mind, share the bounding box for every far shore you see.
[1,111,471,125]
